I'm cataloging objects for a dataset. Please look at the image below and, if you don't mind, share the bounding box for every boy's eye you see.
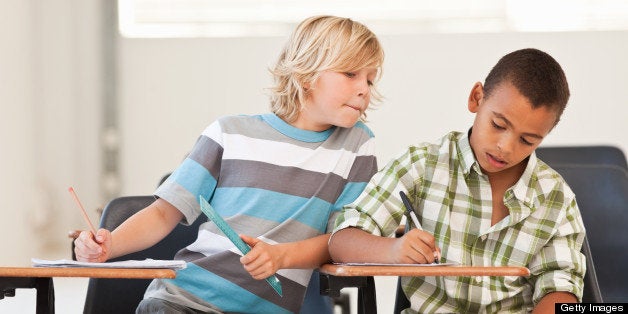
[491,121,506,130]
[367,80,373,86]
[520,137,534,146]
[345,72,356,78]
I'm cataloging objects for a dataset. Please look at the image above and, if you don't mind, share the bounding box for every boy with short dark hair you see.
[329,48,585,313]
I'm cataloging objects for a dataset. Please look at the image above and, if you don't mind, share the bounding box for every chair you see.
[81,195,206,314]
[537,145,628,303]
[536,145,627,170]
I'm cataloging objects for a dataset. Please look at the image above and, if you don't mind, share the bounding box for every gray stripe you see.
[347,155,378,182]
[220,115,322,150]
[219,159,347,204]
[193,251,306,313]
[324,125,373,152]
[265,217,327,241]
[174,248,206,262]
[229,215,322,242]
[189,135,223,179]
[155,181,201,225]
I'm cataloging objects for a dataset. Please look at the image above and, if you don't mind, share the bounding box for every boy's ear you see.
[468,82,484,113]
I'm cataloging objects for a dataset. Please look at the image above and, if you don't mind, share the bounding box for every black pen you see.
[399,191,423,231]
[399,191,440,264]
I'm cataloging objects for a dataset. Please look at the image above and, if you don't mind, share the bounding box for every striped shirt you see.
[145,114,377,313]
[333,131,586,313]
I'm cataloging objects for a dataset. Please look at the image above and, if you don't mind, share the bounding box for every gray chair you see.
[537,146,628,302]
[537,145,628,303]
[536,145,627,170]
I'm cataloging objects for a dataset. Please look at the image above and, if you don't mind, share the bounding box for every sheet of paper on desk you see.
[334,262,459,266]
[31,258,187,270]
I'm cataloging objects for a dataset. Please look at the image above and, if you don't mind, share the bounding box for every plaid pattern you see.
[333,131,586,313]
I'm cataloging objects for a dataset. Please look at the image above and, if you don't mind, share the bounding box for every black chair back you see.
[545,163,627,302]
[536,145,627,169]
[538,145,627,303]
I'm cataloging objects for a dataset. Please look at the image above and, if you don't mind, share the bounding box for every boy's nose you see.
[356,80,370,98]
[497,137,514,154]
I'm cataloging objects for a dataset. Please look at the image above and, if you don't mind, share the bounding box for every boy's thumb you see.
[240,234,259,247]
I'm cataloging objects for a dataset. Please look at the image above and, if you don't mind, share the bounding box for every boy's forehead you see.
[484,83,558,136]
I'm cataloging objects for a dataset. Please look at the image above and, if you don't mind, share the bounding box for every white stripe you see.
[219,133,368,179]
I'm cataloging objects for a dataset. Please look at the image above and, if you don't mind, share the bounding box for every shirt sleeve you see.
[154,121,224,225]
[333,145,427,238]
[326,129,378,233]
[528,198,586,303]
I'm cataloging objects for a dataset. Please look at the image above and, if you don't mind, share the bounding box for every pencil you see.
[68,187,98,236]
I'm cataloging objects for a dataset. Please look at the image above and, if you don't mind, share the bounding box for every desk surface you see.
[320,264,530,277]
[0,267,176,279]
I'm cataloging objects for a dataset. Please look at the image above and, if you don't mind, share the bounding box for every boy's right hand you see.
[74,228,112,263]
[390,228,440,264]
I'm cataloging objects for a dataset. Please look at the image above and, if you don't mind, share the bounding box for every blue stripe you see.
[353,121,374,138]
[170,158,217,199]
[211,187,332,232]
[334,182,368,210]
[261,113,334,142]
[169,263,291,314]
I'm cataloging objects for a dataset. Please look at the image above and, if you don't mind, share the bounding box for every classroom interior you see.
[2,1,627,313]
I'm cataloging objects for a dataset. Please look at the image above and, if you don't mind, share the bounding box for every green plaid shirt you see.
[333,131,586,313]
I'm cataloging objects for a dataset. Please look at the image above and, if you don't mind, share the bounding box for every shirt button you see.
[475,276,482,283]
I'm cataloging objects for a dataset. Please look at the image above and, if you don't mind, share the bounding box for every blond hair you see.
[269,15,384,122]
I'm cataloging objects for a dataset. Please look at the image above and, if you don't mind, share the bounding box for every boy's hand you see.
[239,234,284,280]
[74,228,111,263]
[390,228,440,264]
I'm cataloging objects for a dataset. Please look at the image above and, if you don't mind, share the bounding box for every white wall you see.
[0,0,102,265]
[118,31,628,195]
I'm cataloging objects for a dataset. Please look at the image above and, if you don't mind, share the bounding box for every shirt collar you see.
[510,151,539,205]
[458,128,539,218]
[457,129,481,176]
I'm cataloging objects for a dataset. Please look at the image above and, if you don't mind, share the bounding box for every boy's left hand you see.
[239,234,284,280]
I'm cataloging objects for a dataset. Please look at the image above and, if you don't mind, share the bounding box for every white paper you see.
[31,258,187,270]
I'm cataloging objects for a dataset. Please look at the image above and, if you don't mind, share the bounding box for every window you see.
[119,0,628,38]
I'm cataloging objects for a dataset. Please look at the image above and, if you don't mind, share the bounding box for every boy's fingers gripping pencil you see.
[198,195,283,297]
[399,191,440,264]
[68,187,98,236]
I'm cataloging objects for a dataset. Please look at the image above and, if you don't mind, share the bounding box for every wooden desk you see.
[319,264,530,314]
[0,267,176,314]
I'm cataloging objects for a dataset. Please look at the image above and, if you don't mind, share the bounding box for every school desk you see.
[0,266,175,314]
[318,263,531,314]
